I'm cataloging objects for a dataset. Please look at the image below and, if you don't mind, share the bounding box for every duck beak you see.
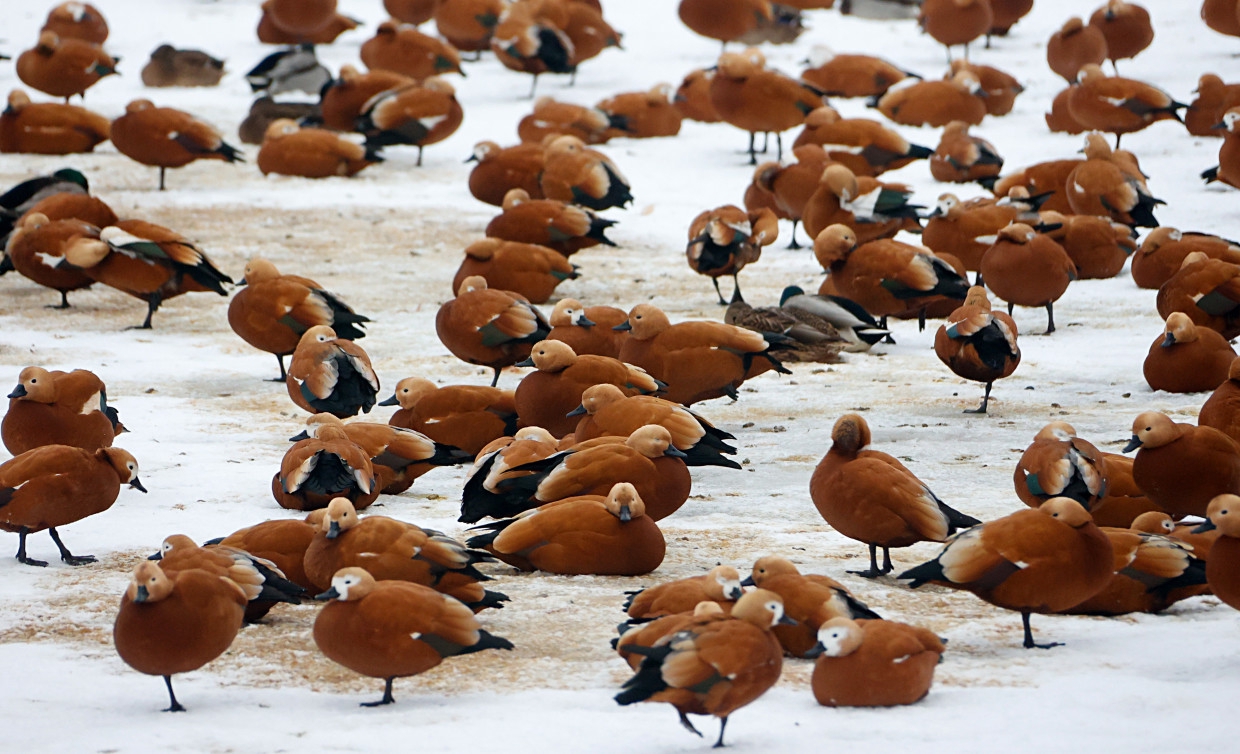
[618,505,632,522]
[514,356,535,367]
[740,575,756,587]
[134,585,150,603]
[314,587,340,601]
[803,642,825,658]
[1212,122,1228,130]
[1160,333,1176,348]
[664,445,688,458]
[577,315,595,327]
[777,613,797,626]
[378,394,399,406]
[289,430,310,441]
[130,478,148,493]
[7,384,26,399]
[236,277,248,286]
[613,320,632,331]
[146,551,162,561]
[464,154,478,163]
[1122,435,1142,453]
[724,584,743,600]
[566,404,587,417]
[1192,519,1218,533]
[326,521,341,539]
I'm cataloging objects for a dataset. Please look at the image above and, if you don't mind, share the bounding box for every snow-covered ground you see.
[0,0,1236,751]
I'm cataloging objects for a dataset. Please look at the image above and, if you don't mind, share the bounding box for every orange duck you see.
[1014,422,1106,512]
[921,193,1033,276]
[1046,85,1089,135]
[873,71,987,127]
[752,147,831,249]
[791,107,932,178]
[1202,0,1240,38]
[357,79,463,167]
[673,68,721,123]
[709,48,824,164]
[1067,66,1183,147]
[949,60,1022,117]
[677,0,773,48]
[110,100,243,190]
[987,0,1033,39]
[486,188,616,256]
[810,414,980,577]
[570,383,740,468]
[16,31,117,101]
[434,0,506,54]
[1090,452,1159,528]
[316,65,413,132]
[512,340,663,436]
[546,298,628,358]
[257,120,381,178]
[213,515,321,592]
[1156,252,1240,338]
[616,303,789,406]
[3,366,121,455]
[229,258,369,381]
[384,0,436,24]
[596,85,682,139]
[0,445,144,566]
[381,377,517,456]
[814,224,970,330]
[1059,526,1208,616]
[1187,74,1240,137]
[624,565,744,622]
[1066,134,1161,227]
[1088,0,1153,71]
[490,2,576,97]
[467,141,545,207]
[313,567,513,706]
[742,555,882,657]
[902,498,1112,648]
[1143,313,1235,394]
[1124,411,1240,518]
[43,2,109,44]
[273,423,377,511]
[918,0,993,61]
[929,121,1003,186]
[452,238,579,305]
[1195,495,1240,610]
[463,427,562,507]
[285,326,379,417]
[1037,211,1134,280]
[113,562,244,712]
[614,589,787,748]
[934,286,1020,413]
[3,213,98,307]
[262,0,339,38]
[979,223,1077,333]
[802,164,922,244]
[561,1,622,73]
[360,21,463,81]
[516,98,616,145]
[800,49,915,99]
[462,426,690,522]
[0,89,110,155]
[153,534,305,623]
[435,276,551,386]
[257,6,358,44]
[809,617,944,707]
[1046,17,1109,83]
[63,219,233,328]
[468,482,666,575]
[1199,357,1240,444]
[992,158,1082,214]
[1132,227,1240,290]
[686,205,778,304]
[539,135,633,210]
[616,602,726,669]
[295,413,471,495]
[1132,510,1220,559]
[303,498,506,610]
[1203,107,1240,189]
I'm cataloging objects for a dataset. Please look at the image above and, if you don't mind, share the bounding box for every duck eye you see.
[29,378,37,383]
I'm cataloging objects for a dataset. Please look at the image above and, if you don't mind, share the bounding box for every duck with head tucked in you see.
[1014,422,1107,512]
[109,100,243,190]
[934,286,1020,413]
[152,534,305,624]
[1199,357,1240,445]
[286,325,379,417]
[686,205,778,305]
[17,31,117,102]
[314,567,513,706]
[0,89,110,155]
[624,565,745,624]
[436,276,551,387]
[810,413,980,577]
[273,422,376,512]
[1155,252,1240,339]
[1143,312,1235,394]
[486,188,617,256]
[452,238,579,305]
[381,376,517,456]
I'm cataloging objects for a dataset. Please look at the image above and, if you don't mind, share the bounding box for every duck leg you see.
[15,528,48,567]
[974,271,985,287]
[678,710,703,737]
[730,275,743,305]
[1007,301,1014,316]
[128,295,162,330]
[46,291,71,309]
[1044,302,1056,334]
[964,381,993,414]
[786,219,802,249]
[1021,611,1062,650]
[713,717,729,749]
[847,543,884,578]
[158,166,167,192]
[361,677,396,707]
[490,366,502,387]
[416,145,424,168]
[775,132,783,162]
[879,316,896,344]
[711,277,728,306]
[48,527,95,565]
[881,546,893,574]
[1113,132,1122,150]
[746,132,757,166]
[918,307,927,332]
[528,74,540,99]
[269,354,289,383]
[163,675,186,712]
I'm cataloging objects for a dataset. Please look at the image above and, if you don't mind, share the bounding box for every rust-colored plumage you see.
[356,78,463,167]
[979,223,1077,334]
[1187,74,1240,137]
[1067,65,1183,146]
[800,50,914,98]
[1143,312,1235,394]
[435,276,552,386]
[361,20,463,81]
[686,205,778,304]
[452,238,578,305]
[467,141,545,207]
[744,556,880,658]
[1156,252,1240,338]
[110,100,243,190]
[793,107,932,178]
[810,617,944,707]
[710,47,824,164]
[539,135,633,210]
[1088,0,1153,68]
[3,366,121,455]
[518,98,613,145]
[17,31,117,101]
[546,298,629,358]
[803,164,922,244]
[918,0,993,60]
[1124,411,1240,518]
[596,85,682,139]
[929,121,1003,185]
[274,424,377,511]
[1059,526,1209,615]
[934,286,1021,413]
[381,377,517,456]
[435,0,506,52]
[215,515,320,592]
[285,326,379,418]
[43,2,109,44]
[874,71,988,127]
[1046,17,1108,83]
[677,0,773,45]
[257,120,380,178]
[317,65,413,132]
[1200,357,1240,445]
[1131,227,1240,290]
[3,212,98,307]
[624,565,744,622]
[1014,422,1106,512]
[0,89,110,155]
[1038,211,1135,280]
[1197,495,1240,610]
[486,188,617,255]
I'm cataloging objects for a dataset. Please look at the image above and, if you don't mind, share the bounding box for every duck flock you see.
[2,0,1240,750]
